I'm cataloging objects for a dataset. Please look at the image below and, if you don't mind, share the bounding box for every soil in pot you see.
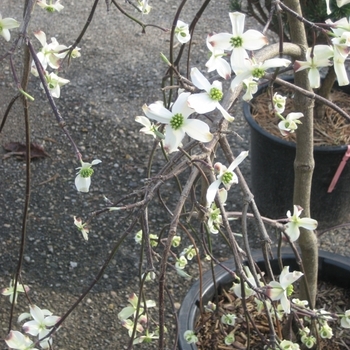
[195,279,350,349]
[251,84,350,147]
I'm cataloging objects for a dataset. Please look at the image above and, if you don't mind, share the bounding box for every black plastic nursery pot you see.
[243,84,350,229]
[177,249,350,350]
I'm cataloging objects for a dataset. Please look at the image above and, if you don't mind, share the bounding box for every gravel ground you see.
[1,1,349,349]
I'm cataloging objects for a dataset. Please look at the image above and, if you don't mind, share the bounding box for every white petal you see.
[171,92,194,118]
[216,103,234,122]
[190,67,212,92]
[135,115,152,128]
[183,119,213,142]
[206,179,221,207]
[227,151,249,171]
[285,222,300,241]
[142,103,173,124]
[298,217,318,230]
[23,319,41,336]
[279,267,303,288]
[262,58,291,69]
[308,68,321,88]
[229,12,245,37]
[30,305,45,323]
[209,33,233,51]
[1,18,20,30]
[187,93,217,114]
[91,159,102,165]
[230,46,249,71]
[1,28,10,41]
[75,175,91,192]
[34,30,47,47]
[164,126,185,153]
[241,30,267,50]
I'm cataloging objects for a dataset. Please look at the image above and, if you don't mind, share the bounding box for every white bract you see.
[5,331,38,350]
[205,34,231,79]
[284,205,318,241]
[206,151,248,207]
[187,67,234,122]
[73,216,89,241]
[75,159,101,193]
[209,12,267,71]
[19,305,60,349]
[0,13,20,42]
[278,112,303,136]
[341,310,350,328]
[142,92,213,153]
[37,0,64,12]
[1,280,29,304]
[266,266,303,314]
[294,45,333,88]
[175,20,191,44]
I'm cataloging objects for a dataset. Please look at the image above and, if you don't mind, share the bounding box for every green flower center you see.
[170,113,184,130]
[230,36,243,48]
[46,6,55,12]
[252,68,265,79]
[286,284,294,297]
[210,87,223,101]
[80,168,94,178]
[222,171,233,185]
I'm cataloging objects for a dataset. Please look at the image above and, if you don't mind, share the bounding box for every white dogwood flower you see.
[142,92,213,153]
[5,331,38,350]
[266,266,303,314]
[19,305,60,349]
[284,205,318,241]
[209,12,267,70]
[73,216,89,241]
[294,45,333,88]
[205,35,231,79]
[175,20,191,44]
[42,72,70,98]
[206,151,248,207]
[231,58,291,90]
[33,31,65,70]
[0,13,20,41]
[278,112,303,136]
[1,280,29,304]
[36,0,64,12]
[187,67,234,122]
[75,159,101,193]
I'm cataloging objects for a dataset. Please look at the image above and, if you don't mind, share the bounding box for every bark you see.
[284,0,318,307]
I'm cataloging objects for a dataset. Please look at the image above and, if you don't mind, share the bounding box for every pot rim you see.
[243,79,349,153]
[177,248,350,350]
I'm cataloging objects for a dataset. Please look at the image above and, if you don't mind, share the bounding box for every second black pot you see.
[243,86,350,229]
[178,249,350,350]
